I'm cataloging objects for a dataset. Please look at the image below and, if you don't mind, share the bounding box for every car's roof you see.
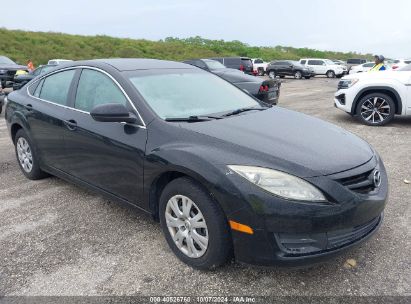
[56,58,194,72]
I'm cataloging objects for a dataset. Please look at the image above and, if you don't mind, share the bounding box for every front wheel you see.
[257,68,265,76]
[159,177,232,270]
[326,70,336,78]
[355,93,395,126]
[268,70,276,79]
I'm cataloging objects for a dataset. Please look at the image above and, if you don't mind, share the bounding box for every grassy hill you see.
[0,28,372,66]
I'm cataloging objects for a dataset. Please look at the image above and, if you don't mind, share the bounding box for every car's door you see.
[26,69,77,170]
[307,60,319,74]
[61,68,146,204]
[317,60,328,74]
[274,61,286,75]
[407,74,411,114]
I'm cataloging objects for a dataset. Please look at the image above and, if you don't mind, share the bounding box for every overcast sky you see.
[1,0,410,58]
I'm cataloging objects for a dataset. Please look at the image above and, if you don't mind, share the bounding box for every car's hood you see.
[342,70,411,81]
[0,64,28,71]
[181,107,373,176]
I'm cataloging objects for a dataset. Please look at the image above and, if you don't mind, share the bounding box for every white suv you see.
[300,58,347,78]
[334,65,411,126]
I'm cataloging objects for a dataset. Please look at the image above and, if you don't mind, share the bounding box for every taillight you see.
[259,85,269,92]
[392,65,398,69]
[240,64,244,71]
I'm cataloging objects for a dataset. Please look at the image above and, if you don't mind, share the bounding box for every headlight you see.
[228,165,326,201]
[339,78,359,89]
[0,69,6,74]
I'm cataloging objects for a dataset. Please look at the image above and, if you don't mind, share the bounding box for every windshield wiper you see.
[222,106,268,117]
[165,115,222,122]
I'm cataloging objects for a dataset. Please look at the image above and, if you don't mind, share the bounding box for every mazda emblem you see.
[373,170,382,187]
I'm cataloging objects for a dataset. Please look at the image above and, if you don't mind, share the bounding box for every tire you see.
[257,68,265,76]
[294,71,303,79]
[159,177,232,270]
[355,93,395,126]
[326,70,335,78]
[14,129,48,180]
[268,70,276,79]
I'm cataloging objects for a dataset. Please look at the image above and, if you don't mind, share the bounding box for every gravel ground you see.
[0,77,410,297]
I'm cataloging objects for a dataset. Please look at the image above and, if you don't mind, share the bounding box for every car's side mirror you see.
[90,103,142,125]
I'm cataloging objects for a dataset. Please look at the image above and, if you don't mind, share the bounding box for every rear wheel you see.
[294,71,303,79]
[355,93,395,126]
[268,70,276,79]
[257,68,265,76]
[14,129,48,180]
[326,70,335,78]
[159,177,232,270]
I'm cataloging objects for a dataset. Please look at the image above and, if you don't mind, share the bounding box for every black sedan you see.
[5,59,387,269]
[12,64,57,90]
[183,59,280,105]
[0,56,28,88]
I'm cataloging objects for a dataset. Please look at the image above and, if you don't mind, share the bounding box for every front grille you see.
[327,216,380,249]
[275,215,381,256]
[335,169,376,193]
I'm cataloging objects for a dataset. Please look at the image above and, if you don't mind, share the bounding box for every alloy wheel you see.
[16,137,33,173]
[268,71,275,79]
[165,195,209,258]
[360,96,391,124]
[294,71,302,79]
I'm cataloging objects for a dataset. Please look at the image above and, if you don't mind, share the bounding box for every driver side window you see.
[75,69,127,112]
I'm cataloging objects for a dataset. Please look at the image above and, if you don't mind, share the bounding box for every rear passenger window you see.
[307,60,317,65]
[224,58,237,65]
[39,70,75,105]
[75,69,127,112]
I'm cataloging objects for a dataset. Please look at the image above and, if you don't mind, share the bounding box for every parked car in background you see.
[183,59,280,104]
[332,59,345,65]
[266,60,314,79]
[13,64,57,90]
[391,59,411,70]
[209,57,255,75]
[251,58,268,76]
[349,62,375,74]
[335,64,411,126]
[0,56,28,89]
[299,58,347,78]
[346,58,367,71]
[0,93,5,113]
[5,58,387,269]
[47,59,72,65]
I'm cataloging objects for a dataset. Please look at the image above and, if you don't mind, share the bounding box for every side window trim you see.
[27,66,146,128]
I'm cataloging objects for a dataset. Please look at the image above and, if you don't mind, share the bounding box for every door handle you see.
[25,104,33,111]
[64,119,77,131]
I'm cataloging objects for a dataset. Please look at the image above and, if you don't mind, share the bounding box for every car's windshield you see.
[324,59,335,65]
[204,60,226,70]
[0,56,16,65]
[128,70,260,119]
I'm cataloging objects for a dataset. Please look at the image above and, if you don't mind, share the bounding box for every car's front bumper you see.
[220,158,388,266]
[334,88,356,113]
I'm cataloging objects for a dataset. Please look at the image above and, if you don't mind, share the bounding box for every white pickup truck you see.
[252,58,269,76]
